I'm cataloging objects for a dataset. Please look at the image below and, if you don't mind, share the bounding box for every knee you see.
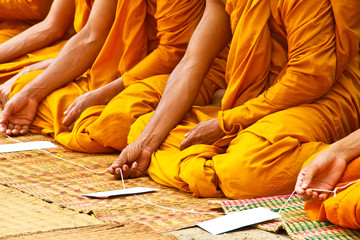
[216,132,301,199]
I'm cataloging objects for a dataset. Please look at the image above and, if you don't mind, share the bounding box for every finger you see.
[301,165,317,189]
[114,166,128,180]
[68,122,75,131]
[311,191,319,200]
[295,170,306,193]
[184,125,197,138]
[63,101,76,116]
[0,123,7,133]
[318,192,329,201]
[122,165,130,179]
[179,137,192,151]
[107,166,114,175]
[62,109,76,126]
[11,124,22,136]
[129,162,139,178]
[8,123,14,130]
[0,103,13,124]
[299,188,313,201]
[307,197,315,205]
[19,125,29,135]
[114,165,130,180]
[5,128,13,135]
[299,193,312,201]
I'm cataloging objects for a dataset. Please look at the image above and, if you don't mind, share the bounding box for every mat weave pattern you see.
[0,134,223,232]
[214,195,360,240]
[4,223,177,240]
[0,185,103,238]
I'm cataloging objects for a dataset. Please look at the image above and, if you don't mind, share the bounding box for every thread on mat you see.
[277,178,360,221]
[9,134,360,218]
[5,134,109,174]
[5,134,224,215]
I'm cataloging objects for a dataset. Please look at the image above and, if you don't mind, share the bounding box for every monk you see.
[109,0,360,201]
[0,0,117,135]
[295,128,360,229]
[0,0,108,107]
[0,0,227,154]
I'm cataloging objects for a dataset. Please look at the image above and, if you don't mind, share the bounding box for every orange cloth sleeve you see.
[218,0,336,134]
[121,0,205,88]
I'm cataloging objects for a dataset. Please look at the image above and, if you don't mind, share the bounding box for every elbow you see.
[40,20,71,43]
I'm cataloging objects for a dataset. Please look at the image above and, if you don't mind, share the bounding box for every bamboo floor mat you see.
[0,133,224,234]
[0,184,102,238]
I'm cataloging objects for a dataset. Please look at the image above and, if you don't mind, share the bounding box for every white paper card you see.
[197,207,280,235]
[83,187,158,198]
[0,141,57,154]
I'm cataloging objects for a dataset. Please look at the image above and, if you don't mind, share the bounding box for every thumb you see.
[301,165,317,189]
[0,102,13,124]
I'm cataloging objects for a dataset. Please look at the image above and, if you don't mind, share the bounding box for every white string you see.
[5,134,109,174]
[277,178,360,221]
[308,179,360,197]
[115,167,226,215]
[277,190,296,219]
[4,134,225,216]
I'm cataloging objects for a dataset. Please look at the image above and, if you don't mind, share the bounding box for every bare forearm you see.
[331,129,360,163]
[0,22,66,63]
[21,30,106,102]
[137,0,232,151]
[92,77,125,105]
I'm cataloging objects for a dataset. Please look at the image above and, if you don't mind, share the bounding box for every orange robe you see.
[0,0,52,20]
[304,156,360,229]
[10,0,227,153]
[128,0,360,199]
[0,0,91,83]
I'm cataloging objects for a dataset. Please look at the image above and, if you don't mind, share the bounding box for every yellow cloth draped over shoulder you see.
[0,0,92,82]
[10,0,227,153]
[128,0,360,200]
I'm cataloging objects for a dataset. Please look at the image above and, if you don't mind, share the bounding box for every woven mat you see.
[0,184,103,238]
[213,194,360,240]
[0,134,224,232]
[4,223,177,240]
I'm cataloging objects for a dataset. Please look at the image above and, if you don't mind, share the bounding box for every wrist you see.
[330,139,356,163]
[137,132,162,154]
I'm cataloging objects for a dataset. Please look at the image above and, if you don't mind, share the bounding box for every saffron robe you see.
[10,0,227,153]
[303,156,360,229]
[0,0,52,20]
[128,0,360,199]
[0,0,92,83]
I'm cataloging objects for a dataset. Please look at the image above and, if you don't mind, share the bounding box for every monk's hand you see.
[0,59,54,109]
[63,90,105,131]
[0,80,12,109]
[179,118,225,151]
[295,148,347,203]
[0,93,39,136]
[108,141,152,179]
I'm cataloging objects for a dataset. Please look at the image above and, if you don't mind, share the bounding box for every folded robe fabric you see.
[0,0,53,20]
[0,0,92,83]
[10,0,227,153]
[127,0,360,199]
